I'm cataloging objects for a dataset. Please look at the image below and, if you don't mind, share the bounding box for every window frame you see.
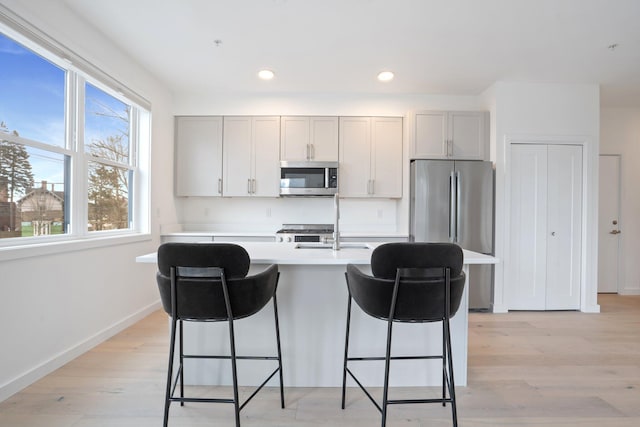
[0,9,151,259]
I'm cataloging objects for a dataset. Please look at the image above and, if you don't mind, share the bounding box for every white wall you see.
[0,0,176,401]
[488,82,601,313]
[173,93,487,234]
[600,108,640,294]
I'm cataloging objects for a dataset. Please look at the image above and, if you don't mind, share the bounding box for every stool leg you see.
[381,319,394,427]
[227,318,241,427]
[179,320,184,406]
[273,294,285,409]
[444,318,458,427]
[341,293,352,409]
[163,317,177,427]
[442,321,447,406]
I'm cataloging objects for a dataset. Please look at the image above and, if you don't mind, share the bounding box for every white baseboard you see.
[0,300,162,403]
[490,303,508,313]
[619,289,640,295]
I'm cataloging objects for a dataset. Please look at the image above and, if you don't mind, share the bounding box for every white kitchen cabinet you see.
[175,116,223,196]
[280,116,339,161]
[507,144,582,310]
[413,111,488,160]
[339,117,402,198]
[223,116,280,197]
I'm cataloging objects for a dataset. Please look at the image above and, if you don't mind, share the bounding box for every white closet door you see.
[508,144,548,310]
[546,145,582,310]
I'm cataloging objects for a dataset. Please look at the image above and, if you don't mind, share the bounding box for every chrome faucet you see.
[333,193,340,251]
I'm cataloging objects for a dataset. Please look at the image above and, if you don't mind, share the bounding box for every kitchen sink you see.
[294,243,371,250]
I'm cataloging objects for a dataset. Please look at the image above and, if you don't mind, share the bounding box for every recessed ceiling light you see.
[377,71,394,82]
[258,69,275,80]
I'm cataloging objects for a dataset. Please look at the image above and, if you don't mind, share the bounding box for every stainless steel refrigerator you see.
[410,159,494,310]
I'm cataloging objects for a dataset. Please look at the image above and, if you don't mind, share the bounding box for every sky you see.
[1,32,129,197]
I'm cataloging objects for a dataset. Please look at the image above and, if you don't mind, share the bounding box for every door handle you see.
[455,170,461,243]
[610,230,621,235]
[449,171,456,242]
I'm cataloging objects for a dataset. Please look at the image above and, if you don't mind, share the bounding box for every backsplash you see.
[176,197,401,232]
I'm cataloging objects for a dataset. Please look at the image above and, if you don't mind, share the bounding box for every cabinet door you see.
[223,116,252,196]
[371,117,402,198]
[309,117,339,161]
[252,116,280,197]
[508,144,548,310]
[339,117,371,197]
[413,111,447,158]
[175,116,223,196]
[280,116,309,161]
[280,116,339,161]
[449,111,488,160]
[545,145,582,310]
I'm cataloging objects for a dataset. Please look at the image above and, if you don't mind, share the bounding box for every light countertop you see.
[136,242,497,266]
[161,231,409,238]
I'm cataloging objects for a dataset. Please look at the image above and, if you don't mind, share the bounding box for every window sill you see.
[0,233,153,262]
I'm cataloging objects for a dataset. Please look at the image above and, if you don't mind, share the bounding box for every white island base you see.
[137,243,497,388]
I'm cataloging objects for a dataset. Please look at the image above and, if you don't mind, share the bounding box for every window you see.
[0,24,150,246]
[85,83,133,232]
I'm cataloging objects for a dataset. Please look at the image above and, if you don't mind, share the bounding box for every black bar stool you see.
[156,243,284,427]
[341,242,465,427]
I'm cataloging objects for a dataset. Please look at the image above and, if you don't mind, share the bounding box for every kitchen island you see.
[137,242,497,387]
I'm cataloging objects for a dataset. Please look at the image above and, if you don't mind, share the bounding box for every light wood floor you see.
[1,294,639,426]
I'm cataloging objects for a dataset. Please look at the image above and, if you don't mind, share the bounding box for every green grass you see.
[20,223,64,237]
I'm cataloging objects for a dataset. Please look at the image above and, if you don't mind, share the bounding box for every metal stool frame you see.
[163,265,284,427]
[342,266,458,427]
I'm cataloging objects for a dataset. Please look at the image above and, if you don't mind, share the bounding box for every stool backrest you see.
[347,243,465,322]
[156,243,278,321]
[371,242,463,279]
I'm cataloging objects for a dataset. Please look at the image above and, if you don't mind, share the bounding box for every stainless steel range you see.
[275,224,334,243]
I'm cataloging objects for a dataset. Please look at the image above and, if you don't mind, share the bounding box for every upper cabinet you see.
[223,116,280,197]
[413,111,488,160]
[280,116,339,161]
[339,117,403,198]
[175,116,223,197]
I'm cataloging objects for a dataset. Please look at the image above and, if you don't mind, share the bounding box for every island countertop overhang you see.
[136,242,498,266]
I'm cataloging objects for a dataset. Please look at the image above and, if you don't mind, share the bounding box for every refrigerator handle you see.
[455,170,461,243]
[449,171,456,242]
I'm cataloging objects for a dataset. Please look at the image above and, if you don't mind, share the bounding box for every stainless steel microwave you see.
[280,161,338,196]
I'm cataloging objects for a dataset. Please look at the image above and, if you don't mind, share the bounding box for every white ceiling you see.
[62,0,640,107]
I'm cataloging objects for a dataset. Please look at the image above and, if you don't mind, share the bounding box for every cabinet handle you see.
[448,140,453,157]
[310,144,315,160]
[370,179,375,195]
[252,179,256,194]
[306,144,310,160]
[247,179,252,194]
[218,178,222,194]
